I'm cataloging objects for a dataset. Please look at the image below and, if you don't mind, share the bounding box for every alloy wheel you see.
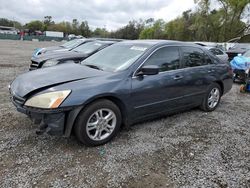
[86,108,117,141]
[208,88,220,109]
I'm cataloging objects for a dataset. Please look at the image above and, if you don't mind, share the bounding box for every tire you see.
[74,99,122,146]
[200,83,222,112]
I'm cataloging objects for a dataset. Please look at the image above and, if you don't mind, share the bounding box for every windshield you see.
[81,43,150,72]
[231,43,250,50]
[73,42,105,54]
[244,50,250,57]
[61,39,83,48]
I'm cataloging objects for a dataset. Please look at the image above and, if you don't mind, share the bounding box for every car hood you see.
[41,46,64,52]
[31,51,88,63]
[11,63,107,98]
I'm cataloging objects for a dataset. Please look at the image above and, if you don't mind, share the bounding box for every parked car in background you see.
[243,50,250,58]
[194,41,226,51]
[33,38,91,57]
[204,46,229,63]
[30,40,117,70]
[10,40,233,146]
[226,43,250,61]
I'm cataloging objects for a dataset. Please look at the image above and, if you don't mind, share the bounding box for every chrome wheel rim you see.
[86,108,117,141]
[208,88,220,109]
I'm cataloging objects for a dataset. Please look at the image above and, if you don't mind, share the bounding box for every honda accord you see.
[10,40,233,146]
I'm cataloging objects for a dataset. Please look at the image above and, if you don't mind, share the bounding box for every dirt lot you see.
[0,40,250,188]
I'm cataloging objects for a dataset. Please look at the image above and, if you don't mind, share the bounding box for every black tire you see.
[200,83,222,112]
[74,99,122,146]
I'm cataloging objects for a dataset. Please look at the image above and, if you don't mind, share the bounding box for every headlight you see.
[42,60,59,68]
[25,90,71,109]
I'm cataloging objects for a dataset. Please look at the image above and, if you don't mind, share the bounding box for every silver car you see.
[205,46,229,63]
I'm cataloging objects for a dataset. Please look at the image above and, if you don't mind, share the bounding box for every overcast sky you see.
[0,0,197,30]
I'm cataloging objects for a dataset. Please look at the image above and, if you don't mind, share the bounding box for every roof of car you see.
[118,40,204,48]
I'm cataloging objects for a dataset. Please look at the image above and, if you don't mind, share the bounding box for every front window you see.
[73,42,104,54]
[61,39,83,49]
[81,43,150,72]
[143,46,181,72]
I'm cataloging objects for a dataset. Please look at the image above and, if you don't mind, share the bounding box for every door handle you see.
[173,75,184,80]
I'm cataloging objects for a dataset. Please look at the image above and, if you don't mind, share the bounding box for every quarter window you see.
[182,47,213,67]
[209,48,224,55]
[143,47,180,72]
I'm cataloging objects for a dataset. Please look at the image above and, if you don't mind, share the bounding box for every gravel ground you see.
[0,40,250,188]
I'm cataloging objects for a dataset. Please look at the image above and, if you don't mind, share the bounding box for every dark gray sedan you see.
[30,40,116,70]
[10,40,233,146]
[33,38,89,57]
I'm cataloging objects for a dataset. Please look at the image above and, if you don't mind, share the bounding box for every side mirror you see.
[136,65,159,76]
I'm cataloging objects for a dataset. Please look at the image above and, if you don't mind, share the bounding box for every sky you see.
[0,0,197,31]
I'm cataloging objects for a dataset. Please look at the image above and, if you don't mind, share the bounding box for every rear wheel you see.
[74,100,122,146]
[200,83,222,112]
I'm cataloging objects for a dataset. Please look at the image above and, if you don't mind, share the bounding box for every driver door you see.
[130,46,187,119]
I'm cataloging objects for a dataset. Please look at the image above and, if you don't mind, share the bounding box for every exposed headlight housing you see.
[25,90,71,109]
[42,60,59,68]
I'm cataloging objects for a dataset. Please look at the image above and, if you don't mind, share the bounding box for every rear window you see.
[181,47,213,67]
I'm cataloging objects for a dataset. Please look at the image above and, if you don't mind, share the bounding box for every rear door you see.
[179,46,216,105]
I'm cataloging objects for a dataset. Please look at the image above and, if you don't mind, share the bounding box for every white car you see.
[205,46,229,63]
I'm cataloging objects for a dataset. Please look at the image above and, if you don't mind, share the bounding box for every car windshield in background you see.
[231,43,250,50]
[81,43,150,72]
[60,39,83,48]
[73,42,103,54]
[243,50,250,57]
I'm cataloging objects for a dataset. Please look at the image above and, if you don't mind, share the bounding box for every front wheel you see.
[200,83,222,112]
[74,100,122,146]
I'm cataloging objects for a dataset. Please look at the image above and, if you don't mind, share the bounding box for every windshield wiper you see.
[84,64,103,71]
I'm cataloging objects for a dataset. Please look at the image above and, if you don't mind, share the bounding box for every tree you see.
[79,21,91,37]
[195,0,249,41]
[25,20,44,32]
[72,19,79,35]
[93,28,109,38]
[111,20,144,39]
[0,18,22,29]
[139,19,166,39]
[43,16,54,31]
[44,16,54,25]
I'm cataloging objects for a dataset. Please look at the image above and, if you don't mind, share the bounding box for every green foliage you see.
[79,21,91,37]
[0,18,22,29]
[25,20,45,32]
[140,0,249,42]
[93,28,109,38]
[193,0,249,41]
[110,20,145,39]
[139,19,166,39]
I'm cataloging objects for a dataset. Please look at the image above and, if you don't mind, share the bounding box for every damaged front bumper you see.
[10,94,82,137]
